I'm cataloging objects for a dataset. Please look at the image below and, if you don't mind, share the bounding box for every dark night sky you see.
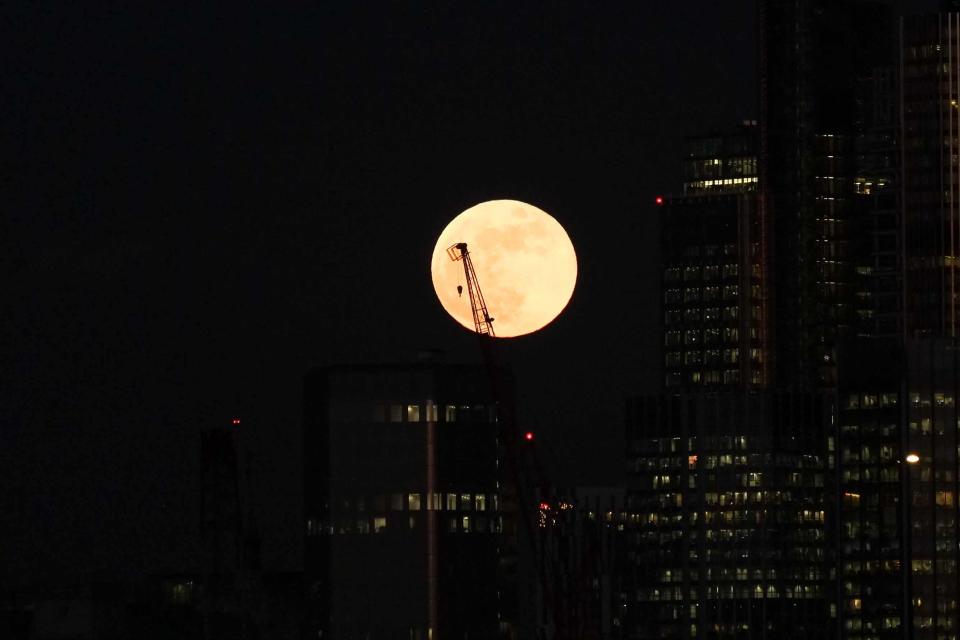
[11,1,916,579]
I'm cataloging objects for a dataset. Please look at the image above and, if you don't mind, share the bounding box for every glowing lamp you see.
[539,502,550,511]
[655,196,664,205]
[231,418,241,425]
[905,453,920,464]
[524,431,534,441]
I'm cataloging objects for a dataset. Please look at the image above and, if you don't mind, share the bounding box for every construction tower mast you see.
[446,242,495,337]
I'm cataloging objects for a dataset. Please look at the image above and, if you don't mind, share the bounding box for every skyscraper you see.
[900,12,960,338]
[760,0,895,388]
[660,122,769,391]
[627,3,902,639]
[831,9,960,638]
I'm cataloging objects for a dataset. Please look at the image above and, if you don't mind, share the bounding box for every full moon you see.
[431,199,577,338]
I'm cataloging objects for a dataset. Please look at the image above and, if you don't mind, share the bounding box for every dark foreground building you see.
[303,362,522,639]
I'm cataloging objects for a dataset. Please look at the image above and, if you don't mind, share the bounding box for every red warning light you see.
[231,418,241,425]
[655,196,664,205]
[539,502,550,511]
[524,431,534,441]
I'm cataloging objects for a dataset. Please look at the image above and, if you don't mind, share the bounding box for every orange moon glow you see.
[431,200,577,338]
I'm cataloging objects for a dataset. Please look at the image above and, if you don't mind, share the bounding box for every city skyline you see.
[6,1,959,639]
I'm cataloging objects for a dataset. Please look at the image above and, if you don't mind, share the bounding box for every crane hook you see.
[457,285,463,297]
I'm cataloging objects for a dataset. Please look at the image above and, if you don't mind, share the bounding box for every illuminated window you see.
[462,516,471,532]
[390,404,403,422]
[475,494,486,511]
[425,402,438,421]
[446,493,457,510]
[407,404,421,422]
[409,516,416,530]
[373,517,387,533]
[460,493,472,511]
[445,405,456,422]
[391,494,404,510]
[408,493,421,511]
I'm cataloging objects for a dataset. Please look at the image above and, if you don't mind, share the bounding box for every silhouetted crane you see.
[447,242,585,640]
[446,242,495,337]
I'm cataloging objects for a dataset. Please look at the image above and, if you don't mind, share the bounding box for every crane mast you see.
[447,241,580,639]
[446,242,495,337]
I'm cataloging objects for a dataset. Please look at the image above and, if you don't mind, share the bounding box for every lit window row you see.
[337,492,498,513]
[372,403,497,423]
[684,176,759,189]
[309,514,506,535]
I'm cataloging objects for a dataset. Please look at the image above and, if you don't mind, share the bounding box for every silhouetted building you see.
[900,13,960,339]
[302,363,520,639]
[199,420,262,639]
[851,61,900,340]
[536,487,626,639]
[760,0,895,389]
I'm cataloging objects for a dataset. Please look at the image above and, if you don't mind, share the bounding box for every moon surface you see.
[431,200,577,338]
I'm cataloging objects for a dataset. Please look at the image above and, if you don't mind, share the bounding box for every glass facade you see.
[661,193,769,390]
[624,392,834,639]
[837,339,960,640]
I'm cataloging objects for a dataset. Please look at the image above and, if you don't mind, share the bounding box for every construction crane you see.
[446,242,496,337]
[447,241,586,640]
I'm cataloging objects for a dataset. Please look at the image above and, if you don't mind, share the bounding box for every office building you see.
[900,13,960,338]
[661,124,770,391]
[302,362,520,639]
[624,391,833,640]
[836,338,960,639]
[760,0,895,388]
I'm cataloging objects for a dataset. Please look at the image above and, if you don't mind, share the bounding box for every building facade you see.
[303,363,521,639]
[836,338,960,639]
[624,391,834,640]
